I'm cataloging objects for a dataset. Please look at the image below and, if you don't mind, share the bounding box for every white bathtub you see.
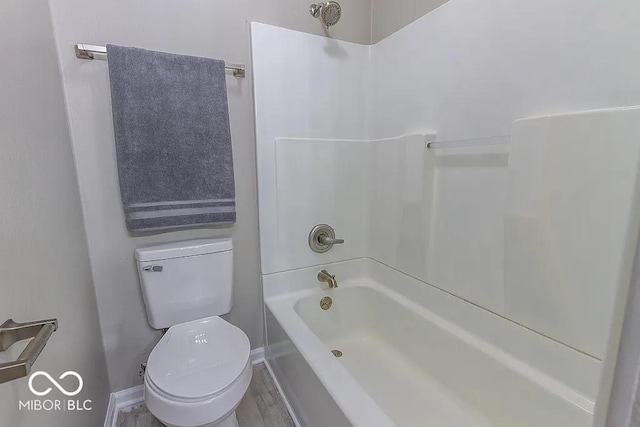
[263,259,599,427]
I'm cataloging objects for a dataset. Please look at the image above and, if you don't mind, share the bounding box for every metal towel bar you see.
[0,318,58,384]
[74,43,246,78]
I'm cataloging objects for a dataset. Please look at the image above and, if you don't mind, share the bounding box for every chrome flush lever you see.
[143,265,163,272]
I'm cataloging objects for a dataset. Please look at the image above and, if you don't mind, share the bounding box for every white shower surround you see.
[271,135,431,273]
[251,23,372,275]
[251,0,640,423]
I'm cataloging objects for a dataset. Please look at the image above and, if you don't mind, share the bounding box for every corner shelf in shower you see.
[426,135,510,150]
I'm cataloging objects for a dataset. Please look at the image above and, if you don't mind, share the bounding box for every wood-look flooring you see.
[116,363,294,427]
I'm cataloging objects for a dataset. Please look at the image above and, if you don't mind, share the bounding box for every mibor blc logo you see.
[19,371,92,412]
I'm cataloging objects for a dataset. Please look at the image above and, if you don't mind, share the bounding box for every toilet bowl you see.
[135,239,252,427]
[144,316,251,427]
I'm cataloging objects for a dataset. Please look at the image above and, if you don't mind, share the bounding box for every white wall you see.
[367,1,640,421]
[0,1,109,425]
[371,0,640,140]
[274,138,369,271]
[370,0,640,343]
[504,110,640,360]
[252,23,371,275]
[253,0,640,341]
[46,0,373,393]
[263,133,430,276]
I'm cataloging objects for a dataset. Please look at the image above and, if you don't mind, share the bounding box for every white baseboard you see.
[103,384,145,427]
[250,346,265,365]
[264,358,302,427]
[103,393,116,427]
[103,347,266,427]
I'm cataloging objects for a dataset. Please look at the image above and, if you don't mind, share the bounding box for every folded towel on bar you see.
[106,44,235,231]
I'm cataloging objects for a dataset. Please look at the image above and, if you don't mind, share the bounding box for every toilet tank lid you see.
[135,238,232,262]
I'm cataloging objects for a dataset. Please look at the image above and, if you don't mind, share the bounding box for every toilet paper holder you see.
[0,318,58,384]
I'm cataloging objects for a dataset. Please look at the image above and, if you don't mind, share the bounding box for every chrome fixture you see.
[0,318,58,384]
[142,265,163,272]
[320,296,333,310]
[74,44,246,78]
[309,2,342,28]
[309,224,344,253]
[318,269,338,289]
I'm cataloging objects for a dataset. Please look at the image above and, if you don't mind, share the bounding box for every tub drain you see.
[331,349,343,357]
[320,296,332,310]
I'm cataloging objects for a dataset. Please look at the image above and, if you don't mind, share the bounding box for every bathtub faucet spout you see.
[318,270,338,289]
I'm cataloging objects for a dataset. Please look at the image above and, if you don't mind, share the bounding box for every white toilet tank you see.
[135,238,233,329]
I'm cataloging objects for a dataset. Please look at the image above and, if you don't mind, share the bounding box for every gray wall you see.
[0,0,110,425]
[46,0,372,393]
[372,0,451,43]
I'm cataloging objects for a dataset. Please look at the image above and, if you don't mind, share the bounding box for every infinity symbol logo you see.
[28,371,83,397]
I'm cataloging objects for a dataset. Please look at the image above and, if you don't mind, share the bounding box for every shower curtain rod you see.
[73,43,246,78]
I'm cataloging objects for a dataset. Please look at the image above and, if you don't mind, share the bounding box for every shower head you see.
[309,2,342,28]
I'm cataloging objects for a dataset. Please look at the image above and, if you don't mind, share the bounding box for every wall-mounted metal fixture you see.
[309,2,342,28]
[0,318,58,384]
[309,224,344,253]
[74,44,246,78]
[318,270,338,289]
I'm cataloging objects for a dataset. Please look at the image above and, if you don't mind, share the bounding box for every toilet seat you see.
[144,316,252,427]
[147,316,250,400]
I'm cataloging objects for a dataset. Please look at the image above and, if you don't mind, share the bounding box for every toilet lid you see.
[146,316,250,400]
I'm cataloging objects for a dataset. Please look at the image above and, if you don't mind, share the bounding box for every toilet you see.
[135,238,251,427]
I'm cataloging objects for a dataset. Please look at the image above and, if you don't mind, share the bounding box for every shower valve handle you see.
[309,224,344,253]
[318,235,344,245]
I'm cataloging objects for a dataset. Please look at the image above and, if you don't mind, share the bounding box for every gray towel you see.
[106,45,235,231]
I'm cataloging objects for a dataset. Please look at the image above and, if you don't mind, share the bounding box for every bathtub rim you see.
[263,257,601,397]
